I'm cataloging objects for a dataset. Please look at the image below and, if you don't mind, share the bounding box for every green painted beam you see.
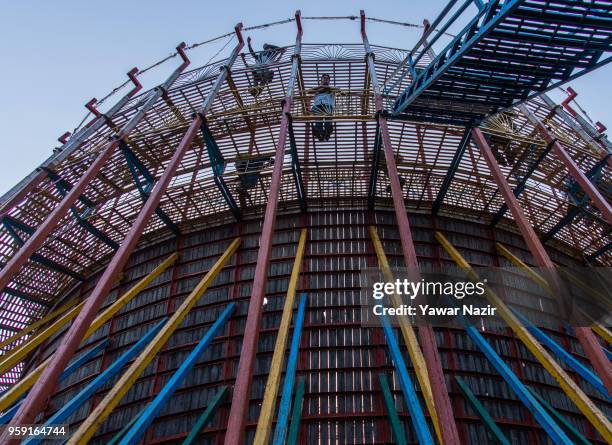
[182,386,228,445]
[528,387,592,445]
[108,408,144,445]
[455,376,510,445]
[378,373,408,445]
[287,376,306,445]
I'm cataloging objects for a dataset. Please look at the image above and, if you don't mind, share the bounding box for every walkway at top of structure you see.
[391,0,612,125]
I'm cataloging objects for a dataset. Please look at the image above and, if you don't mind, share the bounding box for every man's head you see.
[320,74,331,86]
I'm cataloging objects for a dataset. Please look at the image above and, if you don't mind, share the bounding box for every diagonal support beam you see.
[119,140,180,235]
[254,229,307,445]
[367,119,382,211]
[271,292,307,445]
[378,305,434,444]
[0,43,190,298]
[527,388,592,445]
[378,373,408,445]
[519,104,612,224]
[361,11,460,444]
[432,126,472,215]
[0,253,177,412]
[199,118,241,220]
[513,309,610,399]
[67,238,240,444]
[473,127,612,396]
[491,142,553,227]
[462,322,573,444]
[8,29,242,431]
[120,303,235,444]
[225,13,302,445]
[182,386,229,445]
[435,231,612,442]
[287,116,306,212]
[286,376,305,445]
[455,376,510,445]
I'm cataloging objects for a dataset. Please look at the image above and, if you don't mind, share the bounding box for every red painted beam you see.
[472,127,612,396]
[360,10,460,444]
[8,29,242,428]
[0,142,118,290]
[535,123,612,224]
[224,12,302,445]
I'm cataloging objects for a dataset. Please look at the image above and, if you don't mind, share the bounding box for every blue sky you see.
[0,0,609,195]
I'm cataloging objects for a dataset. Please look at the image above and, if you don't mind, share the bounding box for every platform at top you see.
[392,0,612,125]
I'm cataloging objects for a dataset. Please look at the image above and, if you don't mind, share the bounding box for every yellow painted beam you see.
[68,238,240,445]
[436,232,612,442]
[592,324,612,345]
[495,243,612,344]
[0,299,80,352]
[253,228,307,445]
[368,226,443,444]
[0,303,85,375]
[0,252,178,411]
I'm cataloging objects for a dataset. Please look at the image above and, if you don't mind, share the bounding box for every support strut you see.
[8,28,241,431]
[472,127,612,396]
[361,11,460,445]
[224,13,302,445]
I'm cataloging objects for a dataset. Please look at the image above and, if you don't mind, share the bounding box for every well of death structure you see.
[0,1,611,444]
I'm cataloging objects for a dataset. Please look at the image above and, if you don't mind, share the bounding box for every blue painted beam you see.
[2,216,85,281]
[214,176,242,221]
[119,304,235,445]
[0,339,109,424]
[512,310,610,400]
[23,318,167,445]
[464,324,573,445]
[367,119,382,211]
[543,155,610,241]
[393,0,520,114]
[42,168,119,250]
[379,313,434,444]
[432,126,472,215]
[272,293,307,445]
[199,118,241,220]
[287,116,307,212]
[588,241,612,261]
[119,141,180,235]
[490,142,553,227]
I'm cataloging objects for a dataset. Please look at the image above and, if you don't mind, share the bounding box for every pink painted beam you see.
[8,30,246,428]
[519,104,612,224]
[0,69,142,219]
[224,12,302,445]
[0,142,118,291]
[473,127,612,395]
[360,11,460,445]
